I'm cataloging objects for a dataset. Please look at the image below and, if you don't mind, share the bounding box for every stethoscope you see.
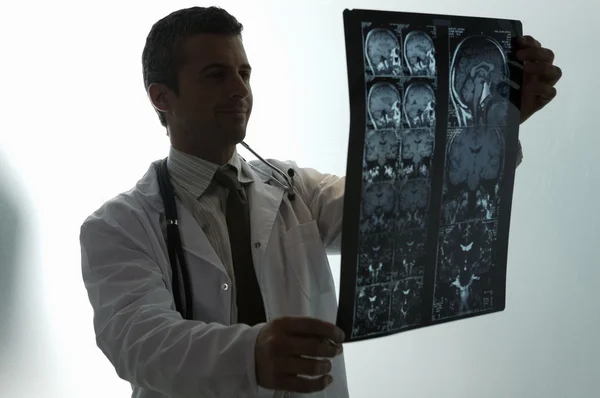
[154,141,296,320]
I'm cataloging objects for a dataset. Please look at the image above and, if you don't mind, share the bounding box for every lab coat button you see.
[254,242,261,248]
[283,392,290,398]
[221,283,229,291]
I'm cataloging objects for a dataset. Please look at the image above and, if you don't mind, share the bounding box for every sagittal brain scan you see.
[449,35,510,128]
[363,130,401,183]
[362,23,438,77]
[404,31,437,76]
[339,10,521,342]
[367,81,403,129]
[364,28,403,76]
[403,81,436,128]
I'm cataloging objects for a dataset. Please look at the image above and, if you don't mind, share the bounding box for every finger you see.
[525,82,557,100]
[516,35,541,48]
[275,356,332,377]
[516,47,555,63]
[524,62,562,86]
[276,374,333,394]
[276,316,345,343]
[273,335,342,358]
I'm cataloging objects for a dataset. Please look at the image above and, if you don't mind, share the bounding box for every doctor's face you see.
[166,34,253,152]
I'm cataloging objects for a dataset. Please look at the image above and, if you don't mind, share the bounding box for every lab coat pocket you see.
[281,220,334,300]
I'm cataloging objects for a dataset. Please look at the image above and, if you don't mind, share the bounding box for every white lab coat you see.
[80,157,350,398]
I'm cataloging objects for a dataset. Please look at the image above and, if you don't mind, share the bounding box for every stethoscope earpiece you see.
[241,141,296,201]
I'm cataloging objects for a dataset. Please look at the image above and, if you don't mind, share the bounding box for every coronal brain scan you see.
[357,234,394,286]
[396,179,430,231]
[433,221,497,320]
[450,35,510,127]
[403,81,436,128]
[404,31,437,76]
[341,10,521,342]
[367,82,403,129]
[353,284,391,336]
[448,126,503,189]
[400,129,435,179]
[365,28,402,76]
[443,126,505,224]
[360,182,396,235]
[363,130,400,183]
[393,254,424,279]
[390,278,423,328]
[395,229,427,257]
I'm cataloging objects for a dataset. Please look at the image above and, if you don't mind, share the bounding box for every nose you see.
[229,74,250,99]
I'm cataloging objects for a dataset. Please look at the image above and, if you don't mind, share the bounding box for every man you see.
[79,6,562,398]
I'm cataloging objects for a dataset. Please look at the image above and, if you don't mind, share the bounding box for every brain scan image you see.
[360,182,396,235]
[450,35,510,127]
[442,126,505,225]
[367,82,403,130]
[432,221,497,320]
[403,30,436,76]
[363,130,400,183]
[392,253,425,279]
[395,229,427,257]
[399,128,434,179]
[343,15,521,340]
[357,234,394,287]
[390,278,423,329]
[364,28,402,76]
[403,81,436,128]
[395,179,431,232]
[352,284,391,337]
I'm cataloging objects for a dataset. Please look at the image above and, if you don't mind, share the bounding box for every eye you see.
[208,70,225,80]
[240,71,251,81]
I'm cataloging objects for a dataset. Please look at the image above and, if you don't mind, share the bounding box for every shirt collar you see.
[167,146,253,199]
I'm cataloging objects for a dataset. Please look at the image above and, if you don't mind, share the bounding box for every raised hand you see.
[255,316,345,393]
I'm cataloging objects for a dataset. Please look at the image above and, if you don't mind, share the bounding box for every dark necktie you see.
[213,167,267,326]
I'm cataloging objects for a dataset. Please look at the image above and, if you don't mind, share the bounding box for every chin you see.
[225,120,248,139]
[234,132,247,145]
[224,127,247,145]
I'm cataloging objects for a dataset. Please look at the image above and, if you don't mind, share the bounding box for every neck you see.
[167,125,239,165]
[170,140,235,166]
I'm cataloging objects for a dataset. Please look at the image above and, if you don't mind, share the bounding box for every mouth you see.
[217,108,248,114]
[217,110,248,121]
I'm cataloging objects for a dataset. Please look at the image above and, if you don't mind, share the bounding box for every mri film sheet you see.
[337,9,522,342]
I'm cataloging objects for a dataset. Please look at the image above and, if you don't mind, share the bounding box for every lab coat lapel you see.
[241,161,284,269]
[143,159,285,277]
[175,199,226,275]
[142,161,227,277]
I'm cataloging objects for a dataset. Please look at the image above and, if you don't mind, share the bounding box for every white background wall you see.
[0,0,598,397]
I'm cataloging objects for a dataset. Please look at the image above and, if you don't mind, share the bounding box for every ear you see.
[148,83,174,115]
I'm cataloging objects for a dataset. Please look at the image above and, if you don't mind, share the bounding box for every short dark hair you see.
[141,7,244,127]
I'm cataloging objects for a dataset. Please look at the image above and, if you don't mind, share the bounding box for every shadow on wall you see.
[0,152,24,353]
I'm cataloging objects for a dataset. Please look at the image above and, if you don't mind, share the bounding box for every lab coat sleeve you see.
[80,208,264,398]
[292,163,345,255]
